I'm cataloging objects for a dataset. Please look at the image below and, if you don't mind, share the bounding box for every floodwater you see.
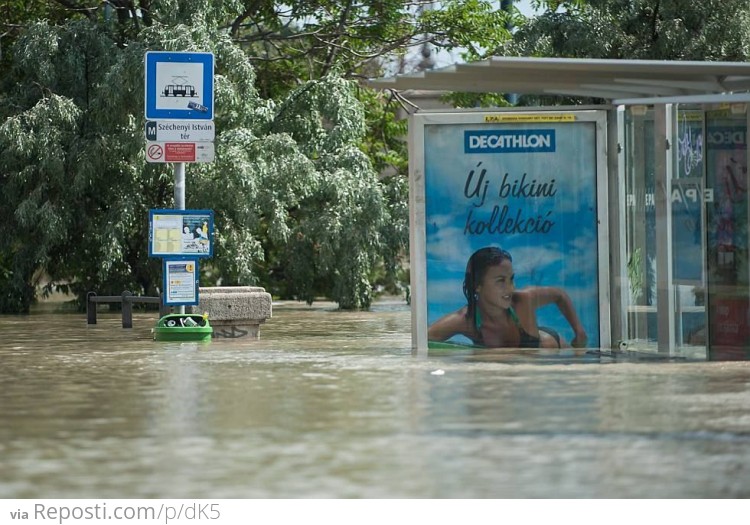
[1,300,750,498]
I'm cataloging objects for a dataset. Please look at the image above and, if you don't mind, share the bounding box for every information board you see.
[163,258,200,306]
[149,209,214,257]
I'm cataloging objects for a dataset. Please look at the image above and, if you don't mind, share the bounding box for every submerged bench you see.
[87,291,170,328]
[189,286,272,339]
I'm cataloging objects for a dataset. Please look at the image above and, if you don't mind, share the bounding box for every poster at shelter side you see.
[423,119,600,348]
[705,114,749,357]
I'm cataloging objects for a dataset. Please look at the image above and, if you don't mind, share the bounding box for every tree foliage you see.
[0,0,520,312]
[6,0,750,313]
[0,14,392,312]
[510,0,750,60]
[456,0,750,107]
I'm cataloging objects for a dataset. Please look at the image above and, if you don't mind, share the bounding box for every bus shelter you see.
[370,57,750,360]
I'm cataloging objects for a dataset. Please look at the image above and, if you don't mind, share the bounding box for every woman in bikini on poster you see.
[428,246,588,349]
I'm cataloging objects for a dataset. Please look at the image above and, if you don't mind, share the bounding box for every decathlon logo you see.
[706,127,747,150]
[464,129,556,153]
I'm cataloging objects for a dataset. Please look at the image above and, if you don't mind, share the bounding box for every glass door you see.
[672,106,707,358]
[621,104,749,360]
[623,107,658,349]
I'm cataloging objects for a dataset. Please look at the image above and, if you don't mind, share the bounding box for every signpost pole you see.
[174,162,186,210]
[145,51,215,318]
[174,161,186,314]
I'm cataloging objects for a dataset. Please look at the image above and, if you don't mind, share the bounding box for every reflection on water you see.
[1,300,750,498]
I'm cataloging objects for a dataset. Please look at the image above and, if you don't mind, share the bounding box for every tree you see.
[508,0,750,61]
[0,1,518,312]
[0,14,394,311]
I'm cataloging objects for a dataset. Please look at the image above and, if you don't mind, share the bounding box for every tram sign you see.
[145,51,214,120]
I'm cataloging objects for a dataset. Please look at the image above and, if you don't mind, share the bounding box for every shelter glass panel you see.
[623,108,657,347]
[672,106,707,357]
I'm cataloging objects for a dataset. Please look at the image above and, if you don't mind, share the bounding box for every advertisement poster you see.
[149,209,213,257]
[417,112,605,350]
[705,113,749,356]
[705,116,748,284]
[163,258,199,306]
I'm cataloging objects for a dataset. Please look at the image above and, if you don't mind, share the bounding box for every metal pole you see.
[175,162,186,210]
[159,292,170,317]
[654,104,675,353]
[121,290,133,328]
[86,291,97,325]
[501,0,518,105]
[175,162,186,314]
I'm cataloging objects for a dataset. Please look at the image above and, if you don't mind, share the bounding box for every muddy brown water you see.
[1,301,749,497]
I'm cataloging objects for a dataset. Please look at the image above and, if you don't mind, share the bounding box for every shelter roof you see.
[367,57,750,105]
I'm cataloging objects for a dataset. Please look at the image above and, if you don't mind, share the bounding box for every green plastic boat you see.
[153,313,213,342]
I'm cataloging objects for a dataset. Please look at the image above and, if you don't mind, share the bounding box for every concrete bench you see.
[189,286,272,339]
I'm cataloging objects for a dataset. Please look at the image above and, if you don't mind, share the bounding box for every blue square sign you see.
[145,51,214,120]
